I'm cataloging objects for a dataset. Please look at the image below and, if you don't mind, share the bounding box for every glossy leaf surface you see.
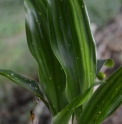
[0,69,49,108]
[79,66,122,124]
[53,82,103,124]
[53,88,91,124]
[48,2,96,118]
[25,0,68,115]
[104,96,122,119]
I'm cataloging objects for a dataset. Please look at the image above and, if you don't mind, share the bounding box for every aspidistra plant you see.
[0,0,122,124]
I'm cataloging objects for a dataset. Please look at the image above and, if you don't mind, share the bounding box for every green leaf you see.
[72,113,75,124]
[0,69,49,109]
[104,96,122,119]
[79,66,122,124]
[48,0,97,120]
[53,82,103,124]
[53,88,91,124]
[25,0,68,115]
[97,59,114,75]
[48,0,96,101]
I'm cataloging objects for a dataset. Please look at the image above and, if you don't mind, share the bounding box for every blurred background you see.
[0,0,122,124]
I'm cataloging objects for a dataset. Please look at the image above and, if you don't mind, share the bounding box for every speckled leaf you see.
[97,59,114,75]
[104,96,122,120]
[25,0,68,116]
[0,69,49,108]
[53,88,91,124]
[48,0,96,119]
[48,0,96,100]
[79,66,122,124]
[53,82,103,124]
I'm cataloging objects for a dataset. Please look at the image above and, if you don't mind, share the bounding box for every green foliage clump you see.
[0,0,122,124]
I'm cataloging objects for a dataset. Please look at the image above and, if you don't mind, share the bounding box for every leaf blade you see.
[48,0,96,101]
[48,0,97,119]
[25,0,68,115]
[53,88,91,124]
[79,66,122,124]
[0,69,49,108]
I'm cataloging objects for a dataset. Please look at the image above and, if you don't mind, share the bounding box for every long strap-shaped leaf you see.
[25,0,68,115]
[0,69,49,109]
[48,0,96,101]
[53,88,91,124]
[52,82,105,124]
[79,66,122,124]
[104,96,122,119]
